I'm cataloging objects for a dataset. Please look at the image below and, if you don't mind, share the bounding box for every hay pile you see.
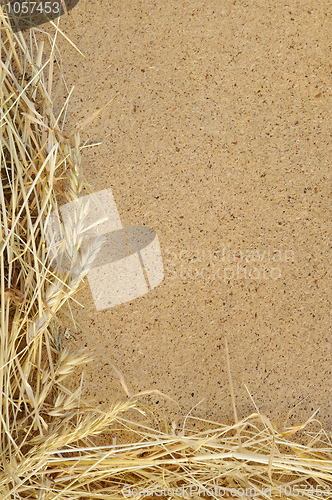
[1,8,332,499]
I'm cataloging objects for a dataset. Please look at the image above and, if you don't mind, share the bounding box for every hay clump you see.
[1,9,332,499]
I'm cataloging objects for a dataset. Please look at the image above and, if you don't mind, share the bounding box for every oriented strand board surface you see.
[55,0,331,428]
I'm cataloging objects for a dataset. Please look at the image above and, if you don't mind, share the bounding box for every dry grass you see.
[1,7,332,500]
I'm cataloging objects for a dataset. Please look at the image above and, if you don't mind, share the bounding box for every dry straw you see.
[1,7,332,499]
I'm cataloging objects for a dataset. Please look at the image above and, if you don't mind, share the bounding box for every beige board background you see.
[47,0,331,431]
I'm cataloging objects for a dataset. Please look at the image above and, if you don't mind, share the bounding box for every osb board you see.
[51,0,331,429]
